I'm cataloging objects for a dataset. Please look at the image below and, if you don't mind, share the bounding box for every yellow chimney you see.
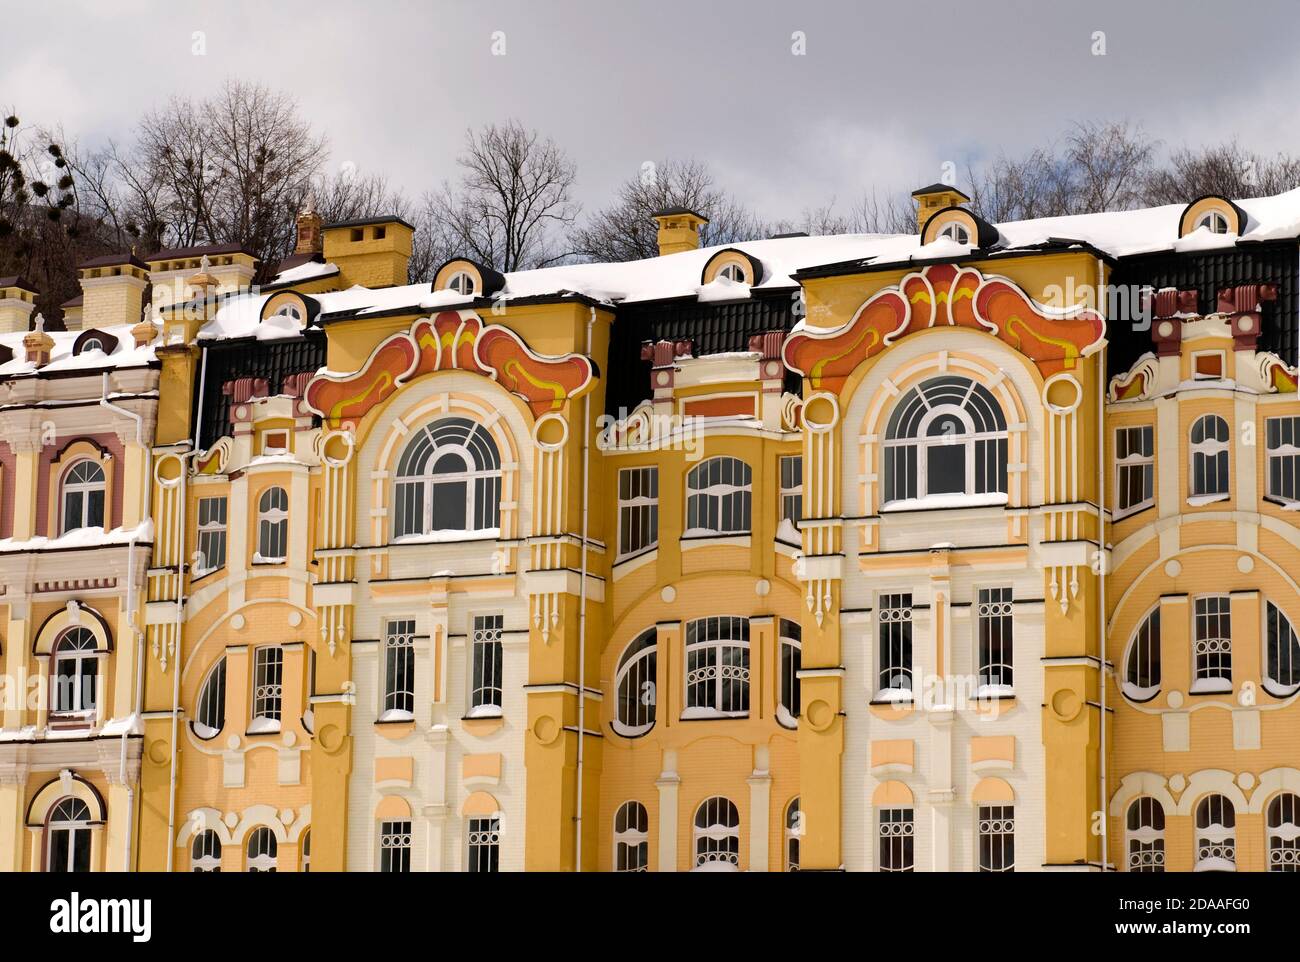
[76,252,149,330]
[911,183,971,233]
[0,275,37,334]
[322,216,414,289]
[652,207,709,256]
[145,243,257,312]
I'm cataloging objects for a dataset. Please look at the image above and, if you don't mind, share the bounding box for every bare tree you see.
[570,158,766,262]
[424,120,578,271]
[1143,142,1300,205]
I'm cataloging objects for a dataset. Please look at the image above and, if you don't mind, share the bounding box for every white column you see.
[747,745,771,872]
[656,749,679,872]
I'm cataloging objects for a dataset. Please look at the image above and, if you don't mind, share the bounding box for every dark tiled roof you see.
[0,274,36,291]
[78,252,148,270]
[651,205,709,221]
[146,242,257,262]
[322,214,415,232]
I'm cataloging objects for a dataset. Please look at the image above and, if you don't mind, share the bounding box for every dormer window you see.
[448,271,476,296]
[81,338,104,354]
[718,263,748,284]
[273,305,302,323]
[1196,210,1230,234]
[939,223,970,244]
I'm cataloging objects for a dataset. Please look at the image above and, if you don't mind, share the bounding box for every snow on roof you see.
[270,259,340,285]
[200,188,1300,343]
[0,323,156,377]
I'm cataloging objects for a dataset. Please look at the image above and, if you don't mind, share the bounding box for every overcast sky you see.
[8,0,1300,222]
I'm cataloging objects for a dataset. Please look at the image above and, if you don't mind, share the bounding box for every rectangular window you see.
[380,820,411,873]
[978,805,1015,872]
[1267,416,1300,504]
[470,615,504,715]
[779,455,803,528]
[617,466,659,558]
[878,808,914,872]
[251,646,283,730]
[383,619,416,719]
[684,616,750,718]
[467,817,500,872]
[877,594,913,698]
[976,587,1013,693]
[1193,595,1232,691]
[1114,426,1154,517]
[196,496,228,574]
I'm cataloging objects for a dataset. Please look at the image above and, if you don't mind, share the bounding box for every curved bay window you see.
[61,459,106,533]
[683,616,750,719]
[685,457,752,536]
[613,629,657,736]
[394,417,501,538]
[1189,414,1230,501]
[883,376,1007,507]
[50,627,98,719]
[46,797,92,872]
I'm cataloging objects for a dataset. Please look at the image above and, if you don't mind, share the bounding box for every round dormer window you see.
[82,338,104,354]
[448,270,476,295]
[939,222,971,244]
[718,263,749,284]
[274,305,302,323]
[1195,210,1230,234]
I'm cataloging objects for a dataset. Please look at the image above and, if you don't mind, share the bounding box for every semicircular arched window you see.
[1195,794,1236,872]
[51,626,98,718]
[613,629,657,736]
[192,829,222,872]
[1189,414,1230,502]
[61,459,106,533]
[1126,797,1165,872]
[693,796,740,870]
[1268,793,1300,872]
[1122,608,1161,701]
[46,797,92,873]
[613,801,649,872]
[394,417,501,538]
[883,376,1008,508]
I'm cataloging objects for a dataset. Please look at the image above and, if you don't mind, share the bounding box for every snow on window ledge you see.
[612,720,654,738]
[247,716,282,735]
[392,527,501,546]
[775,518,801,547]
[974,684,1015,700]
[1194,857,1237,873]
[252,553,286,565]
[680,706,748,721]
[377,708,415,724]
[775,705,798,729]
[691,861,740,872]
[191,721,221,740]
[1186,492,1230,507]
[467,703,503,719]
[1189,678,1232,695]
[1122,683,1161,703]
[1262,678,1300,699]
[872,688,914,704]
[881,492,1009,513]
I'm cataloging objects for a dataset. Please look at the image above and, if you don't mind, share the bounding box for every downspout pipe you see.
[574,306,595,872]
[1095,257,1110,870]
[100,371,147,871]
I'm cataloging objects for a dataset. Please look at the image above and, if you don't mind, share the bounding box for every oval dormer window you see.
[718,263,749,284]
[274,304,302,323]
[448,271,476,296]
[939,223,971,244]
[1195,210,1230,234]
[81,338,104,354]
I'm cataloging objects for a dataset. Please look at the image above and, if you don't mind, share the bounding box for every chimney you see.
[652,207,708,256]
[322,215,413,288]
[910,183,972,233]
[76,252,148,331]
[144,243,257,311]
[0,275,37,334]
[23,313,54,366]
[296,192,323,255]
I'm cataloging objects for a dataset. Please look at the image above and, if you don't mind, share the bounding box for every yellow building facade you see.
[4,185,1300,872]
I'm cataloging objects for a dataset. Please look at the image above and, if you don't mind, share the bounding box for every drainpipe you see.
[164,344,208,871]
[574,306,595,872]
[100,371,148,871]
[1095,257,1110,870]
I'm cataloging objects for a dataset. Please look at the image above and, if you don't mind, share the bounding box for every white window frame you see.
[1264,601,1300,697]
[876,593,913,701]
[195,495,228,575]
[382,619,416,721]
[617,466,659,560]
[1191,595,1232,693]
[779,454,803,530]
[255,486,288,563]
[1126,797,1165,872]
[777,618,801,729]
[469,614,504,717]
[81,337,104,354]
[692,796,740,870]
[975,586,1013,696]
[194,655,226,739]
[1265,415,1300,506]
[50,626,98,717]
[877,807,914,872]
[246,826,278,872]
[45,797,92,873]
[613,801,649,872]
[685,456,752,536]
[1188,414,1230,505]
[683,616,750,719]
[393,417,501,538]
[939,222,970,244]
[1122,607,1162,701]
[467,816,500,872]
[61,458,106,533]
[1267,793,1300,872]
[613,629,657,737]
[717,262,749,284]
[1113,425,1154,518]
[1195,210,1231,234]
[380,820,412,872]
[191,829,222,872]
[447,270,476,296]
[250,645,283,733]
[977,804,1015,872]
[1194,794,1236,872]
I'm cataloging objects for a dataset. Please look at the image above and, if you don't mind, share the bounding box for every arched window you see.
[192,830,222,872]
[447,270,476,296]
[613,630,657,736]
[61,459,105,533]
[81,337,104,354]
[878,807,914,872]
[685,457,752,536]
[684,616,750,719]
[1126,797,1165,872]
[778,619,801,728]
[1267,793,1300,872]
[613,801,649,872]
[1189,415,1230,501]
[50,627,98,717]
[1123,609,1161,701]
[246,827,278,872]
[1195,794,1236,871]
[718,262,749,284]
[1265,602,1300,696]
[785,798,801,871]
[394,417,501,537]
[1195,210,1230,234]
[301,830,311,872]
[46,797,92,873]
[883,376,1007,506]
[256,486,288,562]
[977,804,1015,872]
[193,656,226,739]
[693,796,740,870]
[939,222,970,244]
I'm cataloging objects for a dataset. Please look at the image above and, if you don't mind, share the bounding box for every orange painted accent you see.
[970,735,1016,767]
[375,795,412,819]
[462,753,503,781]
[375,756,414,785]
[870,739,914,770]
[682,395,756,418]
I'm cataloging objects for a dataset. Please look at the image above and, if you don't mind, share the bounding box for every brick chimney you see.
[0,275,37,334]
[76,252,149,331]
[911,183,972,233]
[296,192,323,255]
[652,207,708,256]
[322,215,413,288]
